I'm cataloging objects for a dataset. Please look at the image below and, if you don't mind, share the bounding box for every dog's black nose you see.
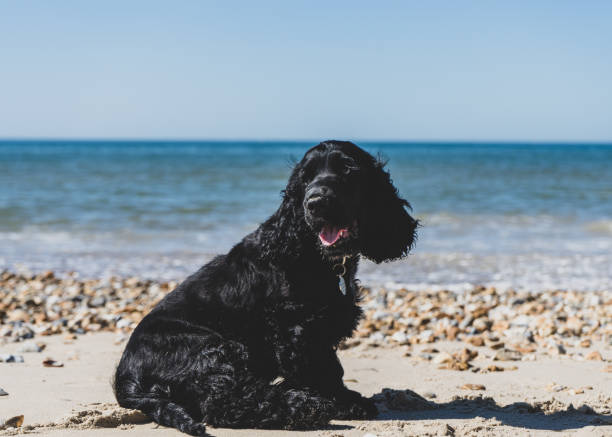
[305,186,333,215]
[306,196,327,214]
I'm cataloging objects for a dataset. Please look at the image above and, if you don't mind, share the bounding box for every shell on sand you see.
[0,415,24,430]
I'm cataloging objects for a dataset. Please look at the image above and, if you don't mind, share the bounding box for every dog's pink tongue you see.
[319,226,347,246]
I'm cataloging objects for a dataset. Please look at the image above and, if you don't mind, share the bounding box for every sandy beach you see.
[1,333,611,437]
[1,271,611,436]
[3,1,612,434]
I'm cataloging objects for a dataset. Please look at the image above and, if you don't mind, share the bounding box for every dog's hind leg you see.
[198,376,336,430]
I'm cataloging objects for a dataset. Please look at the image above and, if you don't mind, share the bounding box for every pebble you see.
[586,350,603,361]
[89,296,106,307]
[494,348,522,361]
[484,365,517,372]
[513,343,536,354]
[419,329,435,343]
[17,341,45,353]
[42,358,64,367]
[0,415,24,429]
[368,332,385,343]
[488,341,505,350]
[547,341,567,356]
[0,354,24,363]
[472,317,491,332]
[546,383,566,392]
[465,336,484,347]
[443,424,455,436]
[433,352,453,364]
[390,331,409,344]
[116,319,132,329]
[461,383,486,390]
[437,348,477,371]
[418,353,433,361]
[372,388,435,411]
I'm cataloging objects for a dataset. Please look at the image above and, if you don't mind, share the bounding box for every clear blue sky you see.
[1,1,611,141]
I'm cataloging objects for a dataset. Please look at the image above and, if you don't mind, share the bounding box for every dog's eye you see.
[342,160,358,175]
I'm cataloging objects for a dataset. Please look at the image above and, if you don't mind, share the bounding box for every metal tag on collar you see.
[338,275,347,295]
[333,256,348,295]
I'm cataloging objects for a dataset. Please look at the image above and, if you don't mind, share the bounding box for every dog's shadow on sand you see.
[366,388,611,431]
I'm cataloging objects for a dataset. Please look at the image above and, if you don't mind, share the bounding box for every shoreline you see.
[1,269,609,348]
[1,269,611,436]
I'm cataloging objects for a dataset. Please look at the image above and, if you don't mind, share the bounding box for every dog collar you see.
[332,255,349,295]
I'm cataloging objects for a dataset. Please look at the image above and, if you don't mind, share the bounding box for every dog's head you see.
[286,140,418,263]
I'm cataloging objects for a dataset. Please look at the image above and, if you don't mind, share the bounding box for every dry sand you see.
[1,332,611,437]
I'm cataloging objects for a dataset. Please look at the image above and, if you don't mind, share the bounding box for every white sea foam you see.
[2,212,611,292]
[2,234,610,292]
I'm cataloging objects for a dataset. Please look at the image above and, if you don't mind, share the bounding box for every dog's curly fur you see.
[114,140,418,435]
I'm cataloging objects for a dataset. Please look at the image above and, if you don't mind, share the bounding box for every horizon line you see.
[1,137,612,145]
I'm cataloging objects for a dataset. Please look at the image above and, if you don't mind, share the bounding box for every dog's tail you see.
[114,376,207,437]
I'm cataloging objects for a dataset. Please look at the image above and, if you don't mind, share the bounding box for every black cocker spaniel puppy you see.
[114,140,418,435]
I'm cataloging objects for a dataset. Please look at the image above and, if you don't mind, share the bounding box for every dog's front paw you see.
[335,395,378,420]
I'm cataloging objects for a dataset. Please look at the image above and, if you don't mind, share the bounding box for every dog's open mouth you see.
[318,225,350,247]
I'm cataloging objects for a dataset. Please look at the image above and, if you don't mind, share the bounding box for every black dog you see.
[114,140,417,435]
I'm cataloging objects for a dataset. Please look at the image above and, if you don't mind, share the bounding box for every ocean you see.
[1,140,611,291]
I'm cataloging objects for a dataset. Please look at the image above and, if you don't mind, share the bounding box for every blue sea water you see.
[1,140,611,291]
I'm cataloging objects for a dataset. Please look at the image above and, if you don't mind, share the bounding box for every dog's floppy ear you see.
[359,156,418,263]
